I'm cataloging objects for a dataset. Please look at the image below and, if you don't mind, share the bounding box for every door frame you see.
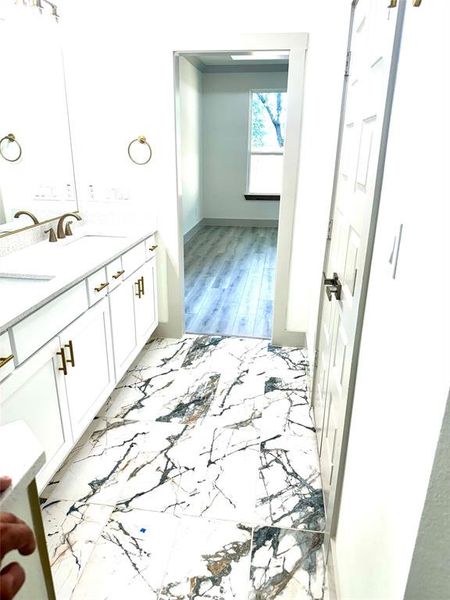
[311,0,407,542]
[172,33,308,345]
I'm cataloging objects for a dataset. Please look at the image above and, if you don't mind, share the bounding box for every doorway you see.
[173,34,308,345]
[177,52,289,338]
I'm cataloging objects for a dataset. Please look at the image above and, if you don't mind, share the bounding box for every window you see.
[247,91,287,195]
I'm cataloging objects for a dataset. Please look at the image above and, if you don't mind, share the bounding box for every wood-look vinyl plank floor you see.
[184,226,278,339]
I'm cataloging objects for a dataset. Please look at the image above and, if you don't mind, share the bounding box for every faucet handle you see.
[64,221,73,236]
[44,227,57,243]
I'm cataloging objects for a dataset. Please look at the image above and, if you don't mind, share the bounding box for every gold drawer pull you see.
[94,282,109,292]
[0,354,14,369]
[56,348,68,375]
[149,244,158,251]
[135,278,142,298]
[112,270,125,280]
[65,340,75,367]
[140,275,145,296]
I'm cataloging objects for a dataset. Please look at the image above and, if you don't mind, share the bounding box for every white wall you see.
[202,70,287,221]
[179,57,203,236]
[334,2,450,598]
[59,0,350,338]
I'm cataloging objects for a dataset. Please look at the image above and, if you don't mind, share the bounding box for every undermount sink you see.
[62,234,126,250]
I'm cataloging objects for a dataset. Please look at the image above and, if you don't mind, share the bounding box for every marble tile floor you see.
[41,334,327,599]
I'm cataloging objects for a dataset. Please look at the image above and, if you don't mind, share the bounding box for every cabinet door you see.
[109,275,137,378]
[134,258,158,344]
[60,298,114,440]
[0,338,72,491]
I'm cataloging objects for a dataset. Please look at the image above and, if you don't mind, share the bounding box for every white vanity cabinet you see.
[59,297,115,439]
[134,258,158,344]
[109,256,157,378]
[109,275,137,377]
[0,337,73,491]
[0,232,159,492]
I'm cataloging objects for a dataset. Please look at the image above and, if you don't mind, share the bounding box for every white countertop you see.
[0,223,157,333]
[0,421,45,509]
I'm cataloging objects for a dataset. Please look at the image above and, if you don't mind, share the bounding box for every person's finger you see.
[0,562,26,600]
[0,513,26,526]
[0,477,11,493]
[0,523,36,561]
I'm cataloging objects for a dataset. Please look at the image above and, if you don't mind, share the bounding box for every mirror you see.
[0,5,77,236]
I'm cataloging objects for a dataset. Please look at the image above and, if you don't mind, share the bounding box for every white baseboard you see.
[203,218,278,228]
[184,219,205,244]
[272,329,306,347]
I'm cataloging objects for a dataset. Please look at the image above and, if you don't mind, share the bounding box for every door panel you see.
[61,298,114,440]
[134,258,158,344]
[109,275,137,377]
[0,337,72,491]
[312,0,405,539]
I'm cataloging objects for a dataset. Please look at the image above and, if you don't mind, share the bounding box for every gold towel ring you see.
[127,135,152,165]
[0,133,22,163]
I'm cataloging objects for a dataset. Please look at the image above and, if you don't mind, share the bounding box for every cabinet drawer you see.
[106,257,124,291]
[87,267,109,306]
[122,242,146,278]
[0,331,14,382]
[11,282,88,364]
[145,234,158,261]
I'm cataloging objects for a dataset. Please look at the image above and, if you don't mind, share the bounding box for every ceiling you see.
[183,52,289,73]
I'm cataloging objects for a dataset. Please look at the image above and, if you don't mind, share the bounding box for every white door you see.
[134,258,158,344]
[0,337,73,491]
[61,297,114,440]
[109,275,137,378]
[312,0,405,534]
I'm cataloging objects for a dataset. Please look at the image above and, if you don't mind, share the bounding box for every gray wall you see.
[202,70,287,221]
[404,391,450,600]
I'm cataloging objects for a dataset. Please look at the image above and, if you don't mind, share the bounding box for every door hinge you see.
[314,349,319,370]
[345,50,351,77]
[327,218,333,241]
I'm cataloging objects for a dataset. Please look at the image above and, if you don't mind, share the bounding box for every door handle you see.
[323,272,342,301]
[65,340,75,368]
[140,276,145,296]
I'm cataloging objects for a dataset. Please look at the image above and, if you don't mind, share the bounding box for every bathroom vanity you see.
[0,226,158,491]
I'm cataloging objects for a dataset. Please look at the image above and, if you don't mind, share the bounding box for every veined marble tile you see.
[115,423,203,515]
[72,508,179,600]
[43,419,152,507]
[250,344,309,377]
[185,418,261,522]
[42,500,112,600]
[259,375,315,439]
[117,417,260,524]
[100,365,220,424]
[131,335,196,371]
[255,434,325,532]
[250,527,326,600]
[154,370,221,425]
[99,365,179,420]
[159,516,252,600]
[181,334,268,374]
[207,367,264,428]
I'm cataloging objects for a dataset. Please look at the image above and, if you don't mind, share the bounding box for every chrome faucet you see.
[56,212,82,239]
[14,210,39,225]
